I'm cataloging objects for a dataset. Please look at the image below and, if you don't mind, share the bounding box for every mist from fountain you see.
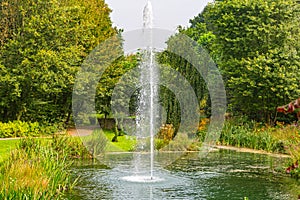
[129,0,159,182]
[144,0,155,180]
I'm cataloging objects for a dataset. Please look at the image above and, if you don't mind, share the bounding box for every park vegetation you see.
[160,0,300,124]
[0,136,91,199]
[1,0,300,196]
[158,0,300,178]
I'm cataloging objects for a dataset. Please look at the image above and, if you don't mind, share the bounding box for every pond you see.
[65,149,299,200]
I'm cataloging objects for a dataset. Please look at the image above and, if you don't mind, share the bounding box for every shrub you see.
[155,139,169,150]
[0,121,63,138]
[160,133,197,151]
[156,124,175,141]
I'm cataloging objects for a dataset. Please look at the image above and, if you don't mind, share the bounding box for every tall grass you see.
[82,130,108,156]
[282,129,300,178]
[216,117,299,153]
[216,117,300,180]
[51,135,92,159]
[0,135,91,199]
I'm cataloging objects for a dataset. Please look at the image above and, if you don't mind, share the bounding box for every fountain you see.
[72,0,225,182]
[123,0,159,182]
[141,0,156,180]
[70,1,300,199]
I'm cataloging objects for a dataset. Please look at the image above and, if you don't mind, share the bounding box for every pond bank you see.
[0,135,92,199]
[215,145,291,158]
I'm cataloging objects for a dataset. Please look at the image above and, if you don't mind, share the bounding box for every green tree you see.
[157,11,215,129]
[204,0,300,122]
[0,0,116,123]
[96,55,138,118]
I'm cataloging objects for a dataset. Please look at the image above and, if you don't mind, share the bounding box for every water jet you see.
[132,0,158,182]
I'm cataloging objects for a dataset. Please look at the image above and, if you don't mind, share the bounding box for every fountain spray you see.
[142,0,155,180]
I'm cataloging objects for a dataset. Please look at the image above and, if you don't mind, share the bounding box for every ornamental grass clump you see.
[0,135,90,199]
[219,117,287,153]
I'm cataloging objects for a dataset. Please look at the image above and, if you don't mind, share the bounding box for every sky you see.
[105,0,213,32]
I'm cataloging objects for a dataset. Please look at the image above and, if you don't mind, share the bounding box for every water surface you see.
[66,149,299,200]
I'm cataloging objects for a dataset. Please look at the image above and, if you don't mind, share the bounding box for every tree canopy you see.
[0,0,117,123]
[163,0,300,123]
[2,0,300,126]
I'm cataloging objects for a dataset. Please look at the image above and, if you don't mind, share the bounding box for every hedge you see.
[0,121,60,138]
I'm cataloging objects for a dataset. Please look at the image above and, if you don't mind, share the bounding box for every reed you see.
[0,135,89,199]
[217,117,290,153]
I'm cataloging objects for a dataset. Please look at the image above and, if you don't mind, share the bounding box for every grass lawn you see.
[0,139,19,162]
[104,130,136,152]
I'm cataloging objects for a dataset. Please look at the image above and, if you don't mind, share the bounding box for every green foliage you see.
[0,135,90,199]
[185,5,217,54]
[0,140,18,163]
[158,42,210,129]
[218,117,298,153]
[0,0,116,123]
[0,121,61,138]
[169,0,300,123]
[96,55,138,117]
[203,0,300,122]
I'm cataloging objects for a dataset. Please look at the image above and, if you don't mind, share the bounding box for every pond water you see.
[66,149,299,200]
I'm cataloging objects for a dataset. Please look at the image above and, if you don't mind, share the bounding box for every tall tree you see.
[157,7,215,129]
[96,55,138,118]
[157,35,210,131]
[204,0,300,122]
[0,0,116,122]
[159,0,300,124]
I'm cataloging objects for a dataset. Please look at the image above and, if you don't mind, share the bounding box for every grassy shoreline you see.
[0,135,91,199]
[0,122,299,198]
[212,117,300,179]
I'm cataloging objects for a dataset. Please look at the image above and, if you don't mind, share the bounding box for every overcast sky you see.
[105,0,213,32]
